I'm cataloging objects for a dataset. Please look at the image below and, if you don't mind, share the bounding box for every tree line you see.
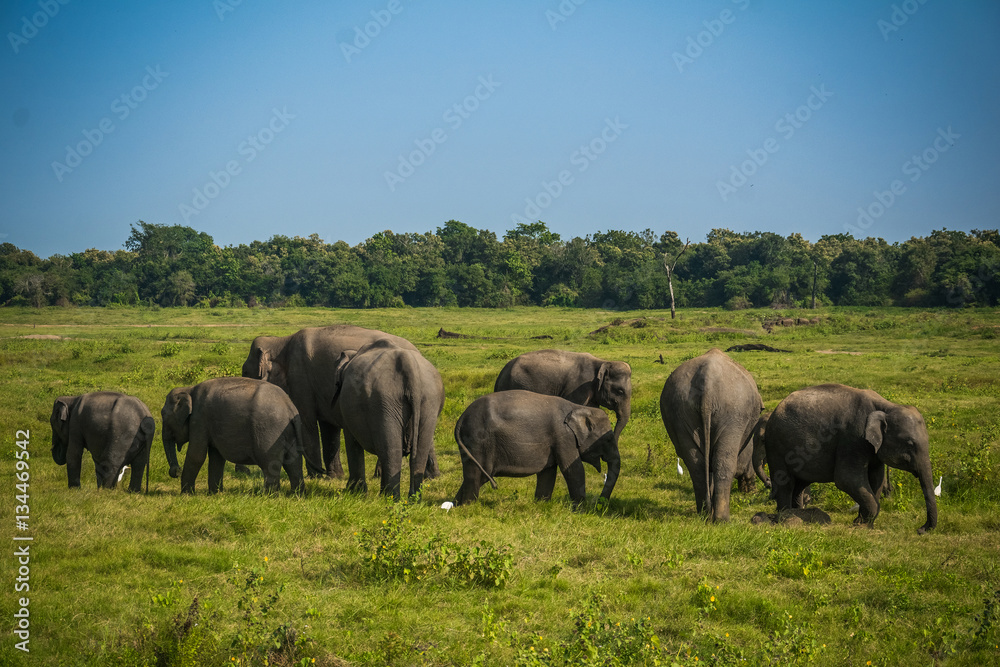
[2,221,998,309]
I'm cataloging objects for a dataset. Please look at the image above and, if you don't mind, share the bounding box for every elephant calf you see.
[161,377,314,494]
[50,392,155,491]
[766,384,937,533]
[453,390,620,507]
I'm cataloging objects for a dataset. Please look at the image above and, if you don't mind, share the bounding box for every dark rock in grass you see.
[726,344,792,353]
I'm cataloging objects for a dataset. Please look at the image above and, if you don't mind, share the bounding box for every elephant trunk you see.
[612,405,630,446]
[915,460,938,534]
[600,450,621,500]
[163,436,182,478]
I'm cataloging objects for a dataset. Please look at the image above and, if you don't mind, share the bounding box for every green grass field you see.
[1,306,998,666]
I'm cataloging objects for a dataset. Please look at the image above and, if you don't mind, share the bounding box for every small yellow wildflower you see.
[710,596,715,602]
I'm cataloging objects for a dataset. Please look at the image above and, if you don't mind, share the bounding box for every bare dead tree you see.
[663,238,690,320]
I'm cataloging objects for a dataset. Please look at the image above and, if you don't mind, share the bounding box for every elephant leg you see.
[207,447,226,494]
[320,421,343,478]
[455,460,484,505]
[710,469,735,522]
[283,444,305,493]
[836,463,879,527]
[344,432,367,494]
[181,438,208,494]
[869,464,887,502]
[560,458,588,507]
[127,444,150,493]
[535,466,558,501]
[66,433,85,489]
[425,447,441,479]
[792,480,811,508]
[377,452,402,500]
[299,410,325,478]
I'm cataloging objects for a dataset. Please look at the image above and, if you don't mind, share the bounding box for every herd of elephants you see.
[49,324,937,533]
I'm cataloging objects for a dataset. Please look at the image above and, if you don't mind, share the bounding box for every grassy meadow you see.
[1,305,999,666]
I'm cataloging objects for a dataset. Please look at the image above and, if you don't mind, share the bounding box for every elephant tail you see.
[701,388,713,515]
[454,416,497,489]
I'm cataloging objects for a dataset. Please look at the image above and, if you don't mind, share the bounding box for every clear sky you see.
[2,0,998,259]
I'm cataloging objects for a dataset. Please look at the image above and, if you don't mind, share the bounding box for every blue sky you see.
[2,0,998,258]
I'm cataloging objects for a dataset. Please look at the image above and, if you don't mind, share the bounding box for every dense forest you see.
[2,221,998,309]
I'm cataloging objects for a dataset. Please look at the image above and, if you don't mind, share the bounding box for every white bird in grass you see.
[440,501,454,512]
[934,476,943,497]
[677,458,684,476]
[117,465,130,484]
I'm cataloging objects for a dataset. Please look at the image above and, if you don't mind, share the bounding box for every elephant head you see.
[241,336,288,389]
[160,387,193,479]
[596,360,632,445]
[865,405,937,533]
[564,407,620,500]
[50,396,79,466]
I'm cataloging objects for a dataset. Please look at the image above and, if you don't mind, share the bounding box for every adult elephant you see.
[736,412,771,493]
[660,348,764,522]
[766,384,937,534]
[453,390,619,508]
[242,324,426,478]
[494,350,632,445]
[161,377,311,494]
[50,392,154,491]
[330,340,444,500]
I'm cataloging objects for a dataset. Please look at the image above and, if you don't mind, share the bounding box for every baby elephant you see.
[161,377,316,494]
[50,392,155,491]
[454,390,620,507]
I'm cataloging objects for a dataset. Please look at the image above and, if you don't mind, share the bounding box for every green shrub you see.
[159,342,182,357]
[358,503,513,588]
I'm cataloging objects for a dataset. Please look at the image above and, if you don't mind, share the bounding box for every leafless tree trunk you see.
[663,239,690,320]
[811,260,818,309]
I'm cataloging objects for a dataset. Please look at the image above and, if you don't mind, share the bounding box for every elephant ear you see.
[865,411,887,452]
[564,408,595,454]
[53,398,71,422]
[173,391,193,426]
[257,348,272,381]
[140,416,156,436]
[330,350,356,406]
[595,362,609,395]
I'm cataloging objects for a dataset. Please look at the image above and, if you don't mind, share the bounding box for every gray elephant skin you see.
[242,324,424,478]
[330,340,444,500]
[453,390,620,507]
[660,348,764,522]
[494,349,632,445]
[736,412,771,493]
[765,384,937,534]
[161,377,313,494]
[50,392,154,491]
